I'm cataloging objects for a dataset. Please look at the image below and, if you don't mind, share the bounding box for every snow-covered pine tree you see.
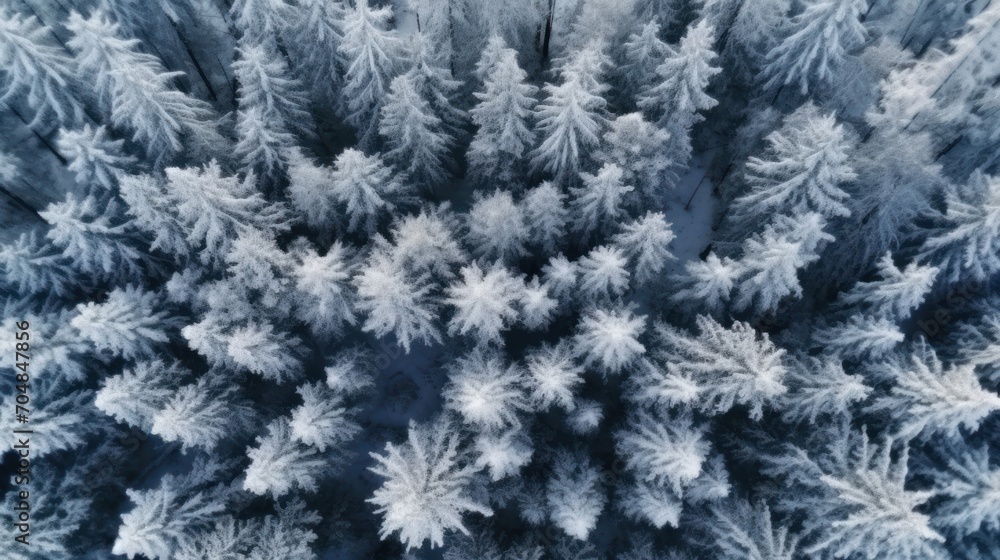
[40,194,144,281]
[612,212,675,286]
[95,360,181,431]
[286,0,345,104]
[164,160,291,264]
[0,382,94,458]
[812,315,904,360]
[918,169,1000,285]
[290,240,357,339]
[919,441,1000,538]
[835,252,938,320]
[762,425,945,559]
[525,341,584,411]
[577,245,630,301]
[622,21,670,98]
[465,190,530,263]
[368,418,493,550]
[635,316,788,420]
[732,212,833,315]
[671,252,744,315]
[546,450,606,541]
[225,322,303,383]
[328,148,412,235]
[244,418,327,497]
[467,37,537,185]
[520,277,558,330]
[542,253,579,306]
[66,10,220,163]
[118,172,190,260]
[0,231,73,298]
[638,20,719,169]
[286,149,338,236]
[530,46,609,182]
[473,428,533,481]
[151,376,245,453]
[113,465,227,560]
[442,350,530,431]
[696,497,798,560]
[702,0,791,83]
[780,357,871,423]
[570,163,635,241]
[289,381,360,452]
[338,0,402,144]
[353,249,441,353]
[871,340,1000,441]
[731,103,856,223]
[58,125,135,193]
[573,306,646,376]
[761,0,867,95]
[405,31,465,137]
[232,40,312,178]
[445,263,524,346]
[378,204,467,281]
[71,285,178,360]
[597,113,673,203]
[175,501,321,560]
[379,73,452,189]
[521,181,568,254]
[0,9,82,127]
[616,410,710,493]
[1,465,90,559]
[3,311,87,382]
[229,0,294,45]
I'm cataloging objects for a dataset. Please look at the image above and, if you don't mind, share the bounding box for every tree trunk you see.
[0,183,42,221]
[7,105,67,165]
[541,0,555,63]
[168,19,220,102]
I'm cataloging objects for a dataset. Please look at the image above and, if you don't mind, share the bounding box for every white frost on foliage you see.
[354,250,441,353]
[763,427,945,560]
[922,442,1000,538]
[812,315,904,360]
[465,190,530,263]
[617,411,710,493]
[671,252,743,314]
[577,245,630,300]
[368,419,492,550]
[546,450,606,540]
[473,429,534,481]
[151,377,240,453]
[872,341,1000,441]
[618,478,682,529]
[95,360,180,431]
[781,358,871,423]
[836,252,938,320]
[573,306,646,376]
[289,382,360,452]
[225,322,303,383]
[291,240,357,338]
[612,211,675,286]
[520,277,558,330]
[525,341,584,411]
[329,148,411,234]
[638,316,787,420]
[113,469,225,560]
[443,350,530,431]
[71,285,176,359]
[445,263,524,345]
[566,399,604,435]
[244,419,326,498]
